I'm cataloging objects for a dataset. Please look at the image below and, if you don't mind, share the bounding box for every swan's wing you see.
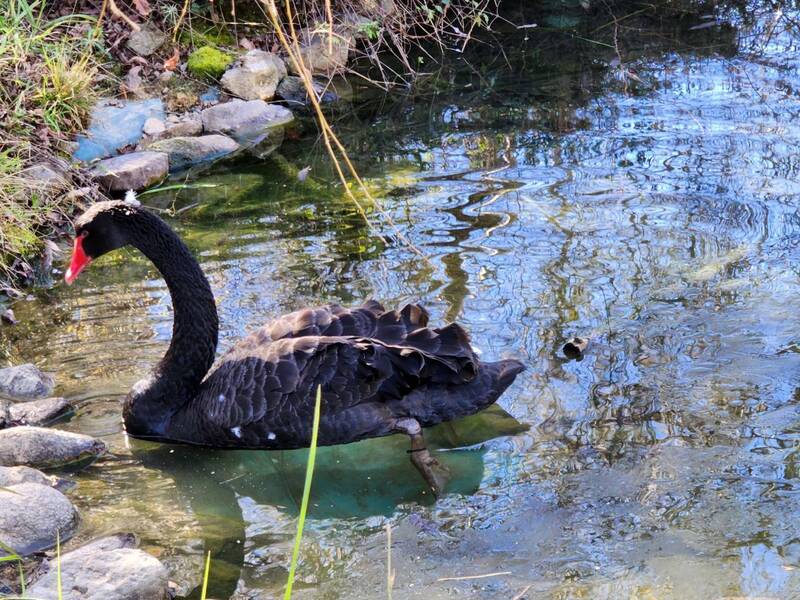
[221,300,431,358]
[176,322,481,448]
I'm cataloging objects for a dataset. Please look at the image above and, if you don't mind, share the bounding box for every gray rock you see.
[126,23,167,57]
[0,397,72,427]
[354,0,396,17]
[201,99,293,144]
[164,117,203,138]
[290,27,353,75]
[22,162,68,192]
[29,534,169,600]
[143,117,166,137]
[0,426,106,469]
[147,135,239,170]
[91,151,169,192]
[0,465,58,487]
[275,75,339,107]
[221,50,287,101]
[74,98,165,163]
[0,482,78,555]
[0,364,54,400]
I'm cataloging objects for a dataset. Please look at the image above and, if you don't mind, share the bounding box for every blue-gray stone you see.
[147,135,239,171]
[199,86,221,104]
[73,98,165,162]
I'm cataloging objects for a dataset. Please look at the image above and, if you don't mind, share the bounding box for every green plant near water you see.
[0,538,27,597]
[195,385,321,600]
[0,0,101,137]
[284,384,322,599]
[0,0,105,292]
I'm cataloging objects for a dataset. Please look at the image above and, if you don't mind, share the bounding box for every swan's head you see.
[65,198,143,284]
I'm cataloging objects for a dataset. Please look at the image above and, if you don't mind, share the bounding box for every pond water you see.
[5,1,800,598]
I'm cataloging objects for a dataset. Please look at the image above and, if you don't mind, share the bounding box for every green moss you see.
[187,46,233,80]
[179,24,236,49]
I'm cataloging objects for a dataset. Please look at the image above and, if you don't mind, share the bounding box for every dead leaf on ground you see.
[1,309,17,325]
[122,65,143,96]
[239,37,255,50]
[133,0,151,17]
[163,48,180,71]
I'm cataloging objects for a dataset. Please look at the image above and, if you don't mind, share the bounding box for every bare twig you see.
[512,584,532,600]
[436,571,512,582]
[106,0,140,31]
[172,0,191,42]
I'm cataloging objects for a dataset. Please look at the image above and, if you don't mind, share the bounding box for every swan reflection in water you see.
[135,405,527,598]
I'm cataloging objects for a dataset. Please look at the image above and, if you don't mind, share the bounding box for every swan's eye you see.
[79,230,89,239]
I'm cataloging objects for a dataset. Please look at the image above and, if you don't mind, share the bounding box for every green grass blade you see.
[137,183,220,196]
[200,550,211,600]
[283,384,322,600]
[0,539,21,558]
[17,559,25,595]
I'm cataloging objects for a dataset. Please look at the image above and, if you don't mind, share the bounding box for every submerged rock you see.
[126,23,167,57]
[275,75,339,107]
[147,134,239,170]
[0,364,54,400]
[74,98,165,163]
[92,151,169,192]
[246,126,285,160]
[29,534,170,600]
[0,426,105,469]
[221,50,287,101]
[201,99,293,143]
[0,396,72,427]
[0,482,78,555]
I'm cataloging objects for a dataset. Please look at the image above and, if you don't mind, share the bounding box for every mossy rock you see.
[187,46,233,80]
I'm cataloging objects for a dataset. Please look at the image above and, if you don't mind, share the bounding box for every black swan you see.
[65,199,525,494]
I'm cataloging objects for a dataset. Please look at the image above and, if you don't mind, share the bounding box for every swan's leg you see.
[394,418,450,497]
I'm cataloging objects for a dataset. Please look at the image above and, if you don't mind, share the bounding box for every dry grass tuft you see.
[0,0,107,293]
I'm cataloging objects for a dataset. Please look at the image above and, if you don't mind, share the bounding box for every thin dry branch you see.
[107,0,140,31]
[261,0,431,263]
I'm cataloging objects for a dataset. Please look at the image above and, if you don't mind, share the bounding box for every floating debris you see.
[563,337,589,360]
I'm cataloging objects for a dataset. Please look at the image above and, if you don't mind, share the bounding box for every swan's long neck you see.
[123,210,219,438]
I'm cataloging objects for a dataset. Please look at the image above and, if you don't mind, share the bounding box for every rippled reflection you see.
[5,0,800,598]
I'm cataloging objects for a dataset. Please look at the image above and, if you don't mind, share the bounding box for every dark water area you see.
[5,0,800,597]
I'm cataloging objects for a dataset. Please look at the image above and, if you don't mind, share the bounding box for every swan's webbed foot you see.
[395,417,450,498]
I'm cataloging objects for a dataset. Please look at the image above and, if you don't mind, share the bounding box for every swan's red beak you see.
[65,234,91,284]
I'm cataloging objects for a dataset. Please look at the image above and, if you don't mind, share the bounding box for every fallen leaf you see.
[133,0,150,16]
[239,37,255,50]
[1,309,17,325]
[123,65,142,96]
[163,48,180,71]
